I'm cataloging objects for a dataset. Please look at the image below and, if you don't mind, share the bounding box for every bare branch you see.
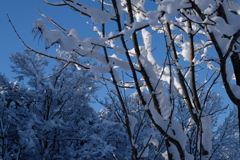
[7,14,89,70]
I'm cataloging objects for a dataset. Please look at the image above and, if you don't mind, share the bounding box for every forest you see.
[1,0,240,159]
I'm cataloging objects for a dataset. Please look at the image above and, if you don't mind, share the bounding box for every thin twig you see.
[7,14,89,70]
[42,62,70,79]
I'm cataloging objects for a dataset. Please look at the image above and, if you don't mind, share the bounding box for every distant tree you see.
[99,88,239,159]
[174,88,240,159]
[210,107,239,159]
[0,50,115,159]
[98,96,165,159]
[0,74,24,160]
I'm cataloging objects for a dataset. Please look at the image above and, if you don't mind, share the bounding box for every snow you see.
[128,114,137,135]
[109,58,131,71]
[142,29,152,54]
[161,151,168,159]
[203,4,215,15]
[195,0,215,11]
[68,28,78,38]
[230,83,240,99]
[225,62,234,82]
[206,6,240,54]
[174,76,184,96]
[145,92,188,150]
[90,65,110,75]
[112,69,120,83]
[159,0,180,16]
[60,36,80,51]
[146,11,161,25]
[169,143,181,160]
[179,42,190,62]
[116,0,122,17]
[32,18,44,28]
[94,73,101,81]
[150,138,159,148]
[201,116,212,156]
[112,46,126,54]
[158,0,191,16]
[173,119,188,140]
[139,55,170,119]
[33,19,62,46]
[76,4,113,24]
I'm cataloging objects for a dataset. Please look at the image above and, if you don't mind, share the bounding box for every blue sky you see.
[1,1,38,78]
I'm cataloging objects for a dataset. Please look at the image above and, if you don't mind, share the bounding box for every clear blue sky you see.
[1,0,40,78]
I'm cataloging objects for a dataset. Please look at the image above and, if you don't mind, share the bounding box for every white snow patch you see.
[201,116,212,155]
[68,28,78,38]
[128,114,138,135]
[90,66,110,75]
[230,83,240,99]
